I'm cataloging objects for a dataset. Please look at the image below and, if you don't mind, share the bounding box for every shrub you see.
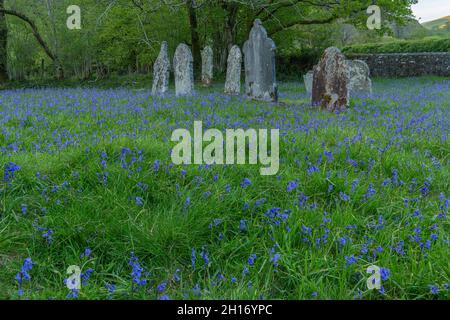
[342,38,450,55]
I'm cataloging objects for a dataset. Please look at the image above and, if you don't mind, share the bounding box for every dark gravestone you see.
[312,47,349,112]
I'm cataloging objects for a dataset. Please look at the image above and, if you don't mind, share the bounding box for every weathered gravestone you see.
[224,45,242,95]
[303,70,314,95]
[201,46,214,86]
[152,41,170,95]
[312,47,349,112]
[347,60,372,95]
[243,19,278,102]
[173,43,194,96]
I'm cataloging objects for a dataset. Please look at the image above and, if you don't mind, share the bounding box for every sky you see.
[411,0,450,22]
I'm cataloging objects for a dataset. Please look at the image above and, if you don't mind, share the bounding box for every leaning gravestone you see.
[347,60,372,95]
[303,70,314,95]
[152,41,170,95]
[224,45,242,95]
[173,43,194,96]
[243,19,278,102]
[312,47,349,112]
[201,46,214,86]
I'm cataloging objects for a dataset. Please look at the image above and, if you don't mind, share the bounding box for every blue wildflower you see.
[242,265,249,276]
[80,247,92,259]
[66,289,79,299]
[239,220,247,231]
[184,197,191,208]
[129,253,147,288]
[286,180,299,193]
[271,253,281,268]
[200,246,209,267]
[351,179,359,193]
[135,197,144,206]
[191,248,196,270]
[157,282,167,293]
[380,268,390,281]
[429,285,439,295]
[345,255,358,266]
[4,162,21,183]
[173,269,181,282]
[16,258,33,297]
[193,283,201,297]
[240,178,252,188]
[81,268,94,286]
[379,285,385,295]
[248,254,257,266]
[339,192,350,202]
[105,283,116,298]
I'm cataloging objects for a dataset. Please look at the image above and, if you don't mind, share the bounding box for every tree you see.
[0,6,64,79]
[1,0,417,81]
[146,0,416,73]
[186,0,201,72]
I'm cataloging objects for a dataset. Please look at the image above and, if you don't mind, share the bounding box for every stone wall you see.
[348,53,450,77]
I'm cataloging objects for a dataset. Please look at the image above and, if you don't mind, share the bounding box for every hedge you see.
[342,38,450,55]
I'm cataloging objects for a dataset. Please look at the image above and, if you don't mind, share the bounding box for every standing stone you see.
[152,41,170,95]
[312,47,349,112]
[224,45,242,95]
[173,43,194,96]
[243,19,278,102]
[303,70,314,95]
[201,46,213,86]
[347,60,372,95]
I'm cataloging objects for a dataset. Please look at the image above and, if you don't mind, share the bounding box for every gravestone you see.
[152,41,170,95]
[201,46,213,86]
[303,69,314,95]
[224,45,242,95]
[173,43,194,96]
[312,47,349,112]
[243,19,278,102]
[347,60,372,95]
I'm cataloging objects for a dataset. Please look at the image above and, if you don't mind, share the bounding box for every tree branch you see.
[269,14,337,34]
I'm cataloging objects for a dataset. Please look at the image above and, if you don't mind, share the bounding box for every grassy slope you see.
[422,16,450,30]
[0,77,449,300]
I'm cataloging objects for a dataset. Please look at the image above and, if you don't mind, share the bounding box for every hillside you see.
[422,16,450,33]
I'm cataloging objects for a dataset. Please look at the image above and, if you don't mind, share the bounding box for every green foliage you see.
[2,0,418,80]
[342,38,450,54]
[0,78,449,299]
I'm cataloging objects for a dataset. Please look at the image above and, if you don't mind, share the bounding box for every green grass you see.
[0,77,449,300]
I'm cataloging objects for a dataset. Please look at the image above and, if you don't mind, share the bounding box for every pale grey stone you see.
[347,59,372,95]
[312,47,349,112]
[303,70,314,95]
[173,43,194,96]
[243,19,278,102]
[201,46,213,86]
[152,41,170,95]
[224,45,242,95]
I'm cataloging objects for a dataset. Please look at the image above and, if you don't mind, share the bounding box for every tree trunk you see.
[45,0,62,79]
[215,2,238,74]
[0,0,8,82]
[186,0,201,75]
